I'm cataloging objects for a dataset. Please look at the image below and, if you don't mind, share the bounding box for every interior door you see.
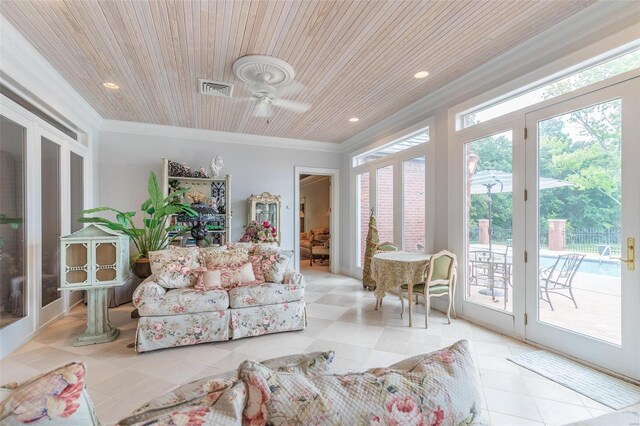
[525,77,640,379]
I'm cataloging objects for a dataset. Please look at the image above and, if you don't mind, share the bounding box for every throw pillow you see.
[253,250,292,283]
[226,242,255,253]
[248,255,267,284]
[203,248,249,269]
[149,247,201,289]
[236,262,257,285]
[252,242,280,255]
[0,362,99,425]
[238,340,482,426]
[119,380,246,426]
[193,268,222,291]
[198,245,228,256]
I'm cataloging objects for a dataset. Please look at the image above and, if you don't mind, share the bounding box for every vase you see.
[132,258,152,279]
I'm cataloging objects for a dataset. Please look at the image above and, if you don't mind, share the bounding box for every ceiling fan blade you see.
[273,80,305,97]
[253,100,272,117]
[273,98,311,114]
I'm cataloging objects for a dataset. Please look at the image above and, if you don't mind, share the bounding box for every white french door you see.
[458,118,526,335]
[524,77,640,379]
[1,96,89,357]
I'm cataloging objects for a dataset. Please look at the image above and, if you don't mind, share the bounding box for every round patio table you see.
[371,251,431,327]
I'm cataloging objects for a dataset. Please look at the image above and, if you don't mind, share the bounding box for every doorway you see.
[294,167,340,274]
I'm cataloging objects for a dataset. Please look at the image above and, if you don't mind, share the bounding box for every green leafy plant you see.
[79,172,197,260]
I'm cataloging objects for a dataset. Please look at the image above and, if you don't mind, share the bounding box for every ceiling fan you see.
[232,55,311,118]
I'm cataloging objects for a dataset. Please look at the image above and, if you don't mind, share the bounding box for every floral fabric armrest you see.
[283,269,305,289]
[132,277,167,309]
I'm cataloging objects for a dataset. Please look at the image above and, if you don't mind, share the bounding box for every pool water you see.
[540,255,621,277]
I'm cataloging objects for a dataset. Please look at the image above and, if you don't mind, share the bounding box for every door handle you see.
[613,238,634,271]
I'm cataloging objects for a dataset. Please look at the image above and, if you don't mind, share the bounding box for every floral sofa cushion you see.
[228,283,304,309]
[119,379,246,426]
[203,248,249,269]
[238,339,483,426]
[230,300,306,340]
[253,250,293,284]
[136,311,230,353]
[149,247,201,289]
[0,362,98,425]
[119,351,335,425]
[134,286,229,316]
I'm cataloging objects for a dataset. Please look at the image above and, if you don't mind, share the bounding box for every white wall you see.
[98,130,342,253]
[300,177,331,232]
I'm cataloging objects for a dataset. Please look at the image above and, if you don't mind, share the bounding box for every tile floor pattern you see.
[2,264,636,425]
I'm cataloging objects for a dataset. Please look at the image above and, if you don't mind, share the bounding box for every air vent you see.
[198,79,234,98]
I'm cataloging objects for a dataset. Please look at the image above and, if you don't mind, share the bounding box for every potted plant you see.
[79,172,196,279]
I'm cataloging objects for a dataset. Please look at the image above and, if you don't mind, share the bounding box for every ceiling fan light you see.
[349,117,359,122]
[414,71,430,79]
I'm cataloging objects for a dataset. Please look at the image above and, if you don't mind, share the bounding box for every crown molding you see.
[101,119,342,153]
[0,16,103,133]
[339,0,639,153]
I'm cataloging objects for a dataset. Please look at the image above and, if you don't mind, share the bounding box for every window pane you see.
[353,129,428,166]
[70,152,84,233]
[459,48,640,129]
[0,117,27,329]
[376,165,394,244]
[41,137,61,307]
[465,131,513,313]
[357,172,370,267]
[537,99,621,345]
[403,156,425,252]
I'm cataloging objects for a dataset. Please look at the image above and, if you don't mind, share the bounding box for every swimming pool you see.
[540,255,620,277]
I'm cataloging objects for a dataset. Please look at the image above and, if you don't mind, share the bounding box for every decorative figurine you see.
[210,155,224,178]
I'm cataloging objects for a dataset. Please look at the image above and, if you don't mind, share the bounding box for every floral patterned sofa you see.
[132,244,306,352]
[0,341,489,425]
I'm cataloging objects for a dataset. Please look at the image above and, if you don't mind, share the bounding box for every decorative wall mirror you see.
[248,192,282,243]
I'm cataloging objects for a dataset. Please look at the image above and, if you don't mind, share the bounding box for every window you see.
[458,47,640,129]
[464,131,514,313]
[403,156,425,252]
[0,117,26,329]
[353,129,429,166]
[376,165,394,243]
[357,172,370,267]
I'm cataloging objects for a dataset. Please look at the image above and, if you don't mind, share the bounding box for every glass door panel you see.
[41,137,61,308]
[376,165,394,243]
[70,152,84,233]
[525,78,640,379]
[357,172,370,267]
[537,99,621,344]
[402,156,425,252]
[0,117,27,329]
[464,131,514,313]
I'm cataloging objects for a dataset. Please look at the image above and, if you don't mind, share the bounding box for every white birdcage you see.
[60,224,130,289]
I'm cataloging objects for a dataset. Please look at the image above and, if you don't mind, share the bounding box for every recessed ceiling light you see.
[102,82,119,89]
[414,71,430,79]
[349,117,359,122]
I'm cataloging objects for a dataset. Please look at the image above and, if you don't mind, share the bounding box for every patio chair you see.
[377,241,399,253]
[399,250,457,328]
[539,253,585,311]
[468,246,511,309]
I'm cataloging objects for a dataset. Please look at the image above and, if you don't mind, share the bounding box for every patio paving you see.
[467,271,621,344]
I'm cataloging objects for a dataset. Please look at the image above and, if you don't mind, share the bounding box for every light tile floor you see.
[1,264,634,425]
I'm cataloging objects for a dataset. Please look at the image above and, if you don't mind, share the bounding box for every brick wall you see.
[376,165,394,244]
[358,158,426,265]
[402,158,425,252]
[359,173,370,266]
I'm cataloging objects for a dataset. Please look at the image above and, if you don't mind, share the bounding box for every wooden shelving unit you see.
[161,158,232,246]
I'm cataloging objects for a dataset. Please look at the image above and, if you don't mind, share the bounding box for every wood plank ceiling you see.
[1,0,595,143]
